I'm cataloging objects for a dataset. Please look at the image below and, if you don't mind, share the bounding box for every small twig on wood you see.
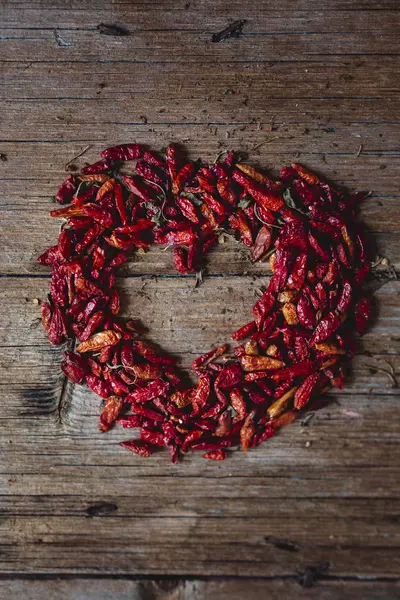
[65,145,92,170]
[355,144,363,158]
[252,136,279,150]
[361,362,398,387]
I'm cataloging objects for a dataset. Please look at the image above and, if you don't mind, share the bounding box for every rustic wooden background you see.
[1,0,399,598]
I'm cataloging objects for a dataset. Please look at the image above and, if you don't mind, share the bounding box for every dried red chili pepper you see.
[355,297,372,333]
[309,312,342,346]
[176,196,200,223]
[250,226,272,263]
[294,373,320,409]
[231,321,257,341]
[120,440,154,457]
[56,175,76,204]
[99,396,124,432]
[101,143,143,161]
[203,449,226,460]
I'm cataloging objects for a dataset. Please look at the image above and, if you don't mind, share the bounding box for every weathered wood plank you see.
[3,56,399,100]
[0,578,399,600]
[0,576,400,600]
[2,6,399,30]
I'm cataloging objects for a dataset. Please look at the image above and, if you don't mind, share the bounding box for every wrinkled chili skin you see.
[38,144,374,462]
[101,143,143,161]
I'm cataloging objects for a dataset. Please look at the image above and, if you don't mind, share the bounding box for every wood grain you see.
[0,578,399,600]
[1,0,399,595]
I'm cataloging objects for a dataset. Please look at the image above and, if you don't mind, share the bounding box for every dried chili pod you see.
[176,196,200,223]
[203,449,226,460]
[309,312,342,345]
[267,386,298,418]
[231,320,257,341]
[355,297,372,334]
[215,363,243,390]
[99,396,124,432]
[229,209,253,247]
[173,247,189,274]
[240,410,256,451]
[232,169,283,212]
[294,373,320,409]
[120,440,155,457]
[297,293,314,330]
[250,226,272,263]
[56,175,76,204]
[101,143,143,161]
[337,281,352,313]
[81,158,114,175]
[126,379,169,404]
[172,162,196,195]
[191,345,227,371]
[61,351,87,383]
[291,163,319,185]
[287,253,307,290]
[236,163,283,191]
[77,330,122,353]
[86,374,111,398]
[192,374,211,413]
[121,175,156,202]
[240,356,285,372]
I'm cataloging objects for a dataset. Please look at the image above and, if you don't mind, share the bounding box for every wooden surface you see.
[1,0,399,598]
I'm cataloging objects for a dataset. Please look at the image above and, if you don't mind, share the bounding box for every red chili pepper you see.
[203,449,226,460]
[86,374,111,398]
[81,158,113,175]
[190,374,211,414]
[120,439,155,457]
[231,320,257,341]
[101,143,143,161]
[272,248,291,292]
[250,226,272,263]
[173,247,189,274]
[99,396,124,432]
[165,144,179,182]
[337,281,352,313]
[217,178,236,205]
[117,415,143,429]
[154,227,197,246]
[294,373,320,409]
[172,162,196,195]
[232,169,283,212]
[136,160,166,188]
[310,312,342,345]
[203,192,227,217]
[271,361,316,384]
[297,293,314,330]
[355,297,371,334]
[291,163,319,185]
[56,175,76,204]
[126,379,169,403]
[176,196,200,223]
[61,351,87,383]
[121,175,156,202]
[113,182,129,225]
[229,209,253,247]
[215,363,243,390]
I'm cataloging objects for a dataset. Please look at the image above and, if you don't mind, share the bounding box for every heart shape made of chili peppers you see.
[38,143,373,463]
